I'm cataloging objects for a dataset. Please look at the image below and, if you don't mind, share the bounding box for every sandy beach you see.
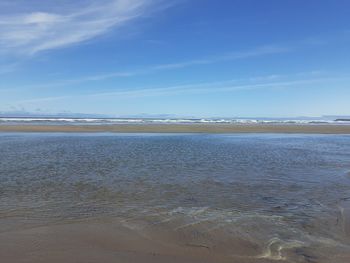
[2,218,349,263]
[0,220,280,263]
[1,123,350,134]
[2,214,350,263]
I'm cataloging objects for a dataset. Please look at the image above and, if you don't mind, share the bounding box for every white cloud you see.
[0,0,157,55]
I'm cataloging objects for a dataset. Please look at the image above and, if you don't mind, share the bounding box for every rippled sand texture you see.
[0,134,350,262]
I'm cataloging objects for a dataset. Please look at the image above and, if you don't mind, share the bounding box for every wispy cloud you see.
[17,74,347,104]
[83,77,338,99]
[66,44,291,78]
[150,45,290,70]
[0,63,17,74]
[0,0,160,55]
[2,44,291,90]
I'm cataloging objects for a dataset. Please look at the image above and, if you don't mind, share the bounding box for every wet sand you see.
[0,220,273,263]
[1,123,350,133]
[1,218,349,263]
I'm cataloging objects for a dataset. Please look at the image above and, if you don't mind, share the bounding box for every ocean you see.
[0,133,350,262]
[1,117,349,125]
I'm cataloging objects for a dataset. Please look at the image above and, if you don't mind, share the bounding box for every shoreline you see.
[2,218,349,263]
[1,123,350,134]
[0,220,294,263]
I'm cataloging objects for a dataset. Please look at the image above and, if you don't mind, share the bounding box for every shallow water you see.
[1,133,350,262]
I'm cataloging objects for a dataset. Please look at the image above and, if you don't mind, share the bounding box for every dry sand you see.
[1,123,350,134]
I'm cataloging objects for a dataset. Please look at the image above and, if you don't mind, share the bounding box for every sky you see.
[0,0,350,117]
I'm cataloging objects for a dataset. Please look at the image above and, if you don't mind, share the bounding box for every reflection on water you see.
[1,133,350,262]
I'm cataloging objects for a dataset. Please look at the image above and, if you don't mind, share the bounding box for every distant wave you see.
[0,117,349,125]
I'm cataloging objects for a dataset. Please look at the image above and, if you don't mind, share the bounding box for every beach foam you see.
[0,117,347,125]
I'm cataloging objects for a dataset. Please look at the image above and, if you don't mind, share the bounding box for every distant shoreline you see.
[1,123,350,134]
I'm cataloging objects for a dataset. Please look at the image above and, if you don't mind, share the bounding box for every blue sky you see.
[0,0,349,117]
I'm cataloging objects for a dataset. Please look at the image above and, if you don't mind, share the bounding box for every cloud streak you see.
[1,44,291,90]
[17,75,347,104]
[0,63,17,74]
[0,0,158,55]
[65,44,291,80]
[83,77,340,99]
[150,45,290,70]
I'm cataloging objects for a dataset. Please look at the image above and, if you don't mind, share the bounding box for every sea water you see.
[0,133,350,261]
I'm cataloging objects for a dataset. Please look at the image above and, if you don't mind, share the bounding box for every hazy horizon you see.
[1,109,350,121]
